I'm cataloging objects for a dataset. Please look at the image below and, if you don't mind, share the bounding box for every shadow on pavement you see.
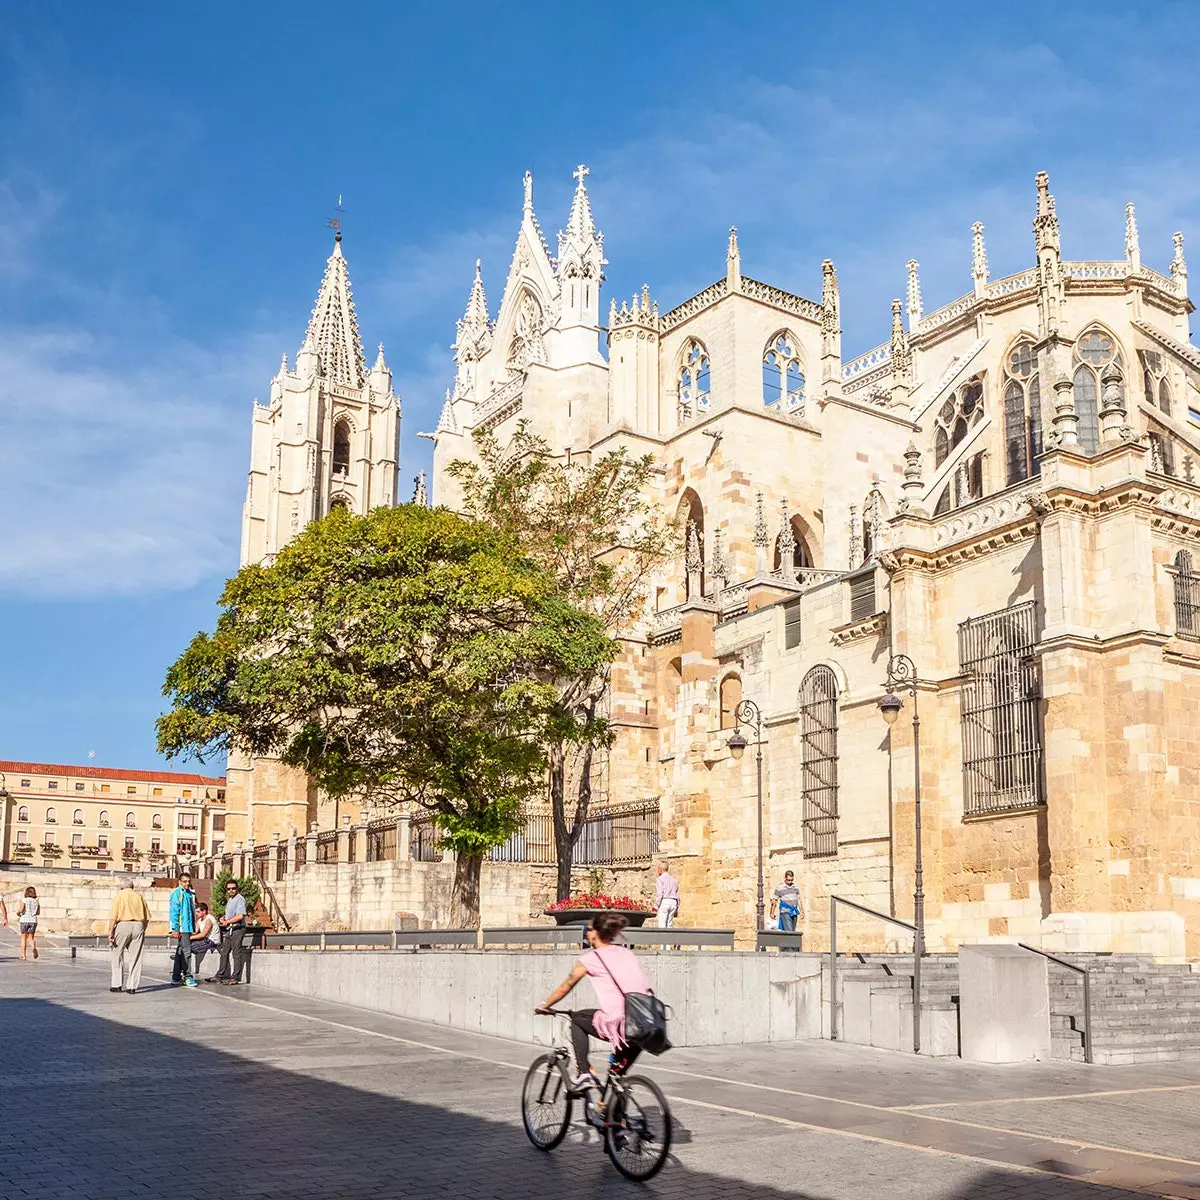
[0,997,1140,1200]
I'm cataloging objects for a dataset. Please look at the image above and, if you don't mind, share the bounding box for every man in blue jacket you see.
[169,872,199,987]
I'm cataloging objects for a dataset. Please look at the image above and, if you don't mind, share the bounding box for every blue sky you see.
[2,2,1197,772]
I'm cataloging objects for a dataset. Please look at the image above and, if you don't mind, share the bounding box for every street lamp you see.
[877,652,925,1054]
[727,699,765,944]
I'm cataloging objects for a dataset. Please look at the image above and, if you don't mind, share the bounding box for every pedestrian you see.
[108,878,151,994]
[214,879,249,986]
[190,902,221,979]
[16,887,39,961]
[168,872,199,988]
[770,870,803,950]
[653,860,679,930]
[0,896,8,930]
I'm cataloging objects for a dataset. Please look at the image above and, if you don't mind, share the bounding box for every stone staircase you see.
[1049,955,1200,1065]
[836,951,1200,1065]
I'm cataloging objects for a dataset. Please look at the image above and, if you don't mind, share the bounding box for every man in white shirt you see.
[653,861,680,929]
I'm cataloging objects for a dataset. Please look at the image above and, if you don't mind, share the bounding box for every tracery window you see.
[1003,342,1043,485]
[677,340,711,422]
[1141,349,1172,416]
[332,419,351,476]
[959,601,1043,817]
[1072,329,1122,455]
[933,376,984,468]
[799,666,839,858]
[507,291,546,373]
[762,333,805,412]
[1174,550,1200,640]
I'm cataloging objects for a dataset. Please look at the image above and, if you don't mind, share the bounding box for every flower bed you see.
[545,894,652,927]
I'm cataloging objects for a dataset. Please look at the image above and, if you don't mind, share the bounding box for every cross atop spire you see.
[303,231,367,387]
[564,163,596,242]
[573,163,589,185]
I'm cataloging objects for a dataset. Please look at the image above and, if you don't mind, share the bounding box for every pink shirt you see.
[655,872,680,906]
[579,944,651,1046]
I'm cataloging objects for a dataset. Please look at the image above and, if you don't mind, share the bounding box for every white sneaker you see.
[568,1071,596,1093]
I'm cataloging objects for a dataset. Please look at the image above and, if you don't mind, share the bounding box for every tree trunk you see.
[550,744,573,901]
[451,852,483,929]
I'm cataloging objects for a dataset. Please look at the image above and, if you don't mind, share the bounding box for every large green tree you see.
[157,504,610,926]
[449,424,674,900]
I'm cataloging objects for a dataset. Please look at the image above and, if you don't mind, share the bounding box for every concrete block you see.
[841,979,873,1046]
[739,955,771,1044]
[959,944,1049,1064]
[921,1007,960,1058]
[869,988,903,1052]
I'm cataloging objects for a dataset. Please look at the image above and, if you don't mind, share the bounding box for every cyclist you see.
[537,912,651,1092]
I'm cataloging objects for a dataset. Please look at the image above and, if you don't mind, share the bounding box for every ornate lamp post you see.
[727,699,765,944]
[878,653,925,1054]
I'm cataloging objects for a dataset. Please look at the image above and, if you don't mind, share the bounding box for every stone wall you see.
[0,865,172,934]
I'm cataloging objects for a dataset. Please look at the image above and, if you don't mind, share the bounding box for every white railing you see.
[474,375,523,422]
[740,277,823,322]
[985,270,1037,298]
[916,293,976,334]
[842,342,890,381]
[1062,261,1126,282]
[659,279,730,332]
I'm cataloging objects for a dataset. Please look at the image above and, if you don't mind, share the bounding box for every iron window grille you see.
[799,665,839,857]
[1174,551,1200,640]
[958,600,1043,817]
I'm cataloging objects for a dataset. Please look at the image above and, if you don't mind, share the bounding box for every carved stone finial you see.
[685,520,703,597]
[776,499,796,581]
[754,491,769,576]
[906,259,922,326]
[711,527,728,592]
[727,226,741,291]
[867,485,884,559]
[523,170,534,215]
[1172,231,1188,297]
[847,504,862,570]
[1125,203,1141,270]
[1149,435,1164,474]
[972,222,989,293]
[642,283,650,310]
[412,471,428,507]
[1033,171,1059,253]
[1050,357,1079,449]
[902,441,923,495]
[890,298,912,387]
[821,259,841,384]
[1033,172,1063,336]
[1184,454,1195,484]
[1099,359,1127,445]
[278,352,289,376]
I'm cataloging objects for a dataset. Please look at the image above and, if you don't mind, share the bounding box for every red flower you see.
[547,893,643,912]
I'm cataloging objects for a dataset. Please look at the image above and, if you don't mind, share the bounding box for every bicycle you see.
[521,1009,673,1181]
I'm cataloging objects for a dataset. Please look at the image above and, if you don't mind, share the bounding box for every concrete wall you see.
[250,949,823,1047]
[0,865,171,933]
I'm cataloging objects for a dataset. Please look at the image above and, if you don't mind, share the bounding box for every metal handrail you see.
[250,859,292,933]
[829,896,920,1051]
[1018,943,1093,1064]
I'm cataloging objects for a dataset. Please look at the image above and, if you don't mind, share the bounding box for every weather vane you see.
[327,194,345,240]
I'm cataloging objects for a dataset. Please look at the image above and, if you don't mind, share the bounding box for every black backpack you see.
[595,948,672,1056]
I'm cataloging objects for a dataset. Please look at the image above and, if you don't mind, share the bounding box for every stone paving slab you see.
[4,939,1199,1199]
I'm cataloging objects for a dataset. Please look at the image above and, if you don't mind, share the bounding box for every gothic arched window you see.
[332,420,351,476]
[719,674,742,730]
[1141,349,1173,417]
[799,665,839,858]
[762,333,805,412]
[329,494,352,513]
[933,376,984,468]
[1072,329,1121,455]
[1003,341,1043,485]
[678,340,711,423]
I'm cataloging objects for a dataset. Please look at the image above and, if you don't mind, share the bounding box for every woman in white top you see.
[17,886,40,961]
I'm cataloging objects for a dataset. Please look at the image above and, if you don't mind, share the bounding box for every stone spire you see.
[890,298,912,390]
[906,260,922,327]
[303,233,367,388]
[1172,232,1188,297]
[555,165,605,353]
[972,222,989,296]
[564,164,595,242]
[435,389,457,436]
[775,499,795,581]
[1033,172,1064,336]
[412,471,428,506]
[727,226,742,292]
[754,491,770,576]
[1125,203,1141,271]
[711,527,728,596]
[821,260,841,388]
[685,520,703,598]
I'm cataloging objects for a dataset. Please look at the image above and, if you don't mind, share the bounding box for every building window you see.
[959,601,1043,817]
[126,786,137,795]
[773,515,814,576]
[1174,550,1200,640]
[48,780,58,790]
[74,782,84,791]
[718,674,742,730]
[217,789,225,801]
[212,813,226,831]
[178,812,199,830]
[933,453,984,516]
[124,837,135,853]
[152,814,163,830]
[1072,329,1122,454]
[73,809,84,825]
[100,784,110,793]
[933,376,984,468]
[177,840,197,855]
[98,835,108,851]
[72,833,82,848]
[125,812,136,828]
[762,333,805,412]
[182,790,192,799]
[16,831,28,845]
[506,289,546,373]
[99,811,109,827]
[20,779,29,788]
[153,787,163,796]
[677,339,711,423]
[42,832,53,847]
[799,665,839,858]
[151,838,161,854]
[1141,350,1172,416]
[45,807,57,824]
[1003,342,1042,485]
[783,601,802,650]
[17,806,28,822]
[848,570,876,623]
[332,419,351,476]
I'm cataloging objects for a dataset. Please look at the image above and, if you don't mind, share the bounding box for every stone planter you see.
[545,909,653,928]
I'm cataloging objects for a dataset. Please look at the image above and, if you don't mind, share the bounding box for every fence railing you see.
[315,830,338,864]
[1018,943,1093,1064]
[259,925,735,952]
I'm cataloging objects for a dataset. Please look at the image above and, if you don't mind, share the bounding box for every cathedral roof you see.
[304,234,367,388]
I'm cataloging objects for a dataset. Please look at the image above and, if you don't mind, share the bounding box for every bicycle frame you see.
[540,1011,632,1120]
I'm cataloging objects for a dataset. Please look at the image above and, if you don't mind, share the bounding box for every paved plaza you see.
[3,935,1200,1199]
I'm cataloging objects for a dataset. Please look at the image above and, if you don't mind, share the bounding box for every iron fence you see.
[315,830,338,864]
[411,819,442,862]
[276,843,288,878]
[367,819,398,862]
[572,804,659,866]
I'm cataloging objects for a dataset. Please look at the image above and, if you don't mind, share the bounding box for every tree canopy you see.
[157,503,612,924]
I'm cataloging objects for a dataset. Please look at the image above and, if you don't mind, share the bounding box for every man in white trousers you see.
[653,860,679,929]
[108,879,151,994]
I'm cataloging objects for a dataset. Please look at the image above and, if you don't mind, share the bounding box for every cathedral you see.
[230,166,1200,957]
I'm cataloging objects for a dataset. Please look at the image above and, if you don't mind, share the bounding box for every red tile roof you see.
[0,760,225,786]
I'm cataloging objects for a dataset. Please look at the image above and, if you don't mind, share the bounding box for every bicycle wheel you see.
[604,1074,672,1180]
[521,1054,573,1150]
